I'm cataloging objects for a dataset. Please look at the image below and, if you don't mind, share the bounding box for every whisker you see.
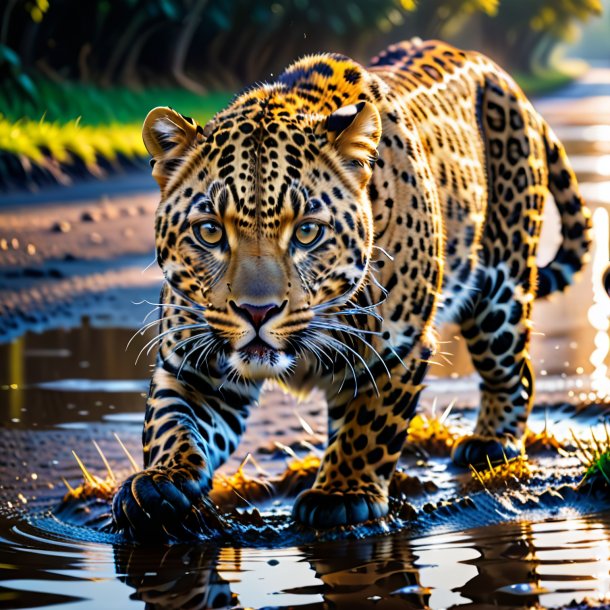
[367,271,389,297]
[177,342,201,380]
[305,330,360,397]
[300,336,334,374]
[320,330,388,372]
[135,323,209,363]
[167,285,208,309]
[125,313,184,351]
[372,245,395,261]
[133,299,207,319]
[323,334,380,396]
[194,336,219,371]
[165,330,212,364]
[311,285,359,312]
[142,257,158,273]
[311,319,384,337]
[310,321,390,383]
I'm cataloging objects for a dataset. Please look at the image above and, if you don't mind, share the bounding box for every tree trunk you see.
[101,10,147,87]
[171,0,207,93]
[120,23,163,88]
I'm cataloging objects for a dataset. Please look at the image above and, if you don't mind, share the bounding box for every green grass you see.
[1,78,232,126]
[0,117,147,166]
[513,60,587,97]
[0,79,232,189]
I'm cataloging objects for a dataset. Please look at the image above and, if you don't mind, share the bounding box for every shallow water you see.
[1,323,610,610]
[3,509,610,609]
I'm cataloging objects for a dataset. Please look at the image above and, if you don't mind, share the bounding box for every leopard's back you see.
[369,39,489,323]
[368,38,590,322]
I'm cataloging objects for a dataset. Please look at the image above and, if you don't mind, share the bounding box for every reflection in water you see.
[114,545,236,609]
[218,547,324,608]
[7,336,23,421]
[411,531,479,608]
[533,519,610,608]
[588,206,610,401]
[410,524,545,608]
[108,516,610,609]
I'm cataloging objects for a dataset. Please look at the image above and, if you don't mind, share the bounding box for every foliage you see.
[397,0,499,39]
[0,44,38,100]
[574,426,610,490]
[0,0,419,91]
[583,451,610,486]
[0,116,145,166]
[0,115,145,190]
[2,0,599,95]
[478,0,602,71]
[0,0,603,190]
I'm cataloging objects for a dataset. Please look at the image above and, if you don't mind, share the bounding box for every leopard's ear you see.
[322,101,381,185]
[142,107,205,191]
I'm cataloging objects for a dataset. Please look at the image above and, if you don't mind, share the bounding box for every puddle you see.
[1,323,610,609]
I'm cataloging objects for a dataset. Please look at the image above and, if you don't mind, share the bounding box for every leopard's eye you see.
[293,221,324,248]
[193,220,224,247]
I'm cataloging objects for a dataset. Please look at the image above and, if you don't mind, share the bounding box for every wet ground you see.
[1,68,610,609]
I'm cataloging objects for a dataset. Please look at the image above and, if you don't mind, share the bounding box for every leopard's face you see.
[144,99,381,380]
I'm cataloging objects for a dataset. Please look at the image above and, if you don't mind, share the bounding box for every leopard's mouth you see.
[240,337,277,362]
[228,338,295,380]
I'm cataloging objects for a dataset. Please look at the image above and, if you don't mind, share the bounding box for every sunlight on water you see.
[588,207,610,400]
[532,519,610,607]
[217,547,324,607]
[412,540,479,608]
[405,518,610,609]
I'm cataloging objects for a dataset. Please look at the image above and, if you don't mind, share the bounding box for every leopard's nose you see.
[229,300,286,331]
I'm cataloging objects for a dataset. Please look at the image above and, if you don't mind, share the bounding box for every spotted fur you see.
[112,39,592,536]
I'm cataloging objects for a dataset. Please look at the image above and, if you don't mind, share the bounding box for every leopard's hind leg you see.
[452,265,536,466]
[452,72,549,467]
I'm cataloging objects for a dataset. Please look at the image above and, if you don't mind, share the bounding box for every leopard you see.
[112,38,592,538]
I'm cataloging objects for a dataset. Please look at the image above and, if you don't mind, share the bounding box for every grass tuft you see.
[470,453,531,491]
[406,399,466,456]
[573,425,610,489]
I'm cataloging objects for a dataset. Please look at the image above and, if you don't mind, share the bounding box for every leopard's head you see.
[143,96,381,380]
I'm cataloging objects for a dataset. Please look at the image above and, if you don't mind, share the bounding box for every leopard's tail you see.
[536,125,593,298]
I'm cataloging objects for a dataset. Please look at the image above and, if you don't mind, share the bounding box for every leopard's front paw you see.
[451,434,522,468]
[292,488,388,528]
[112,467,206,541]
